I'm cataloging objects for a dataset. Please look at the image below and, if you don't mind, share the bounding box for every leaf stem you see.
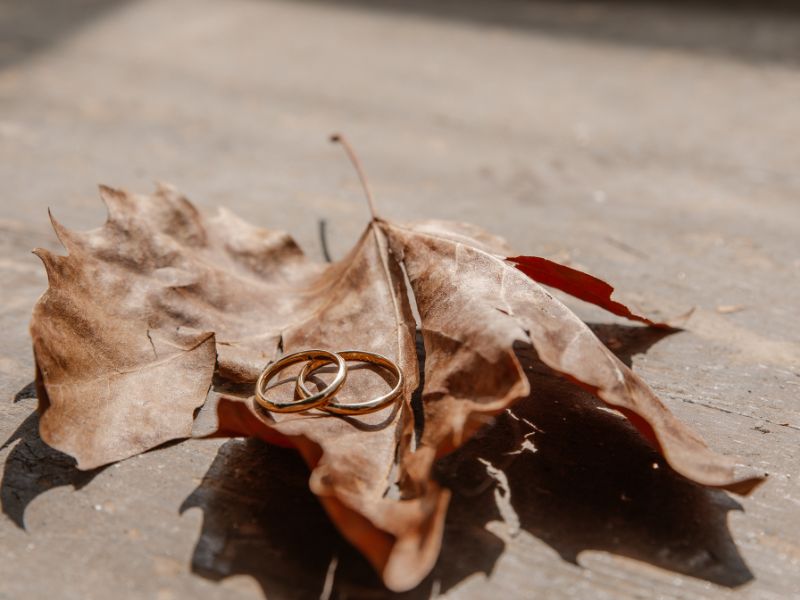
[330,133,378,220]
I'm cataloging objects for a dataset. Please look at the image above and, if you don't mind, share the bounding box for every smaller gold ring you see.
[255,350,347,413]
[296,350,403,415]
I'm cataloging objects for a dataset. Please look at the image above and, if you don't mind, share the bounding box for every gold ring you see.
[255,350,347,413]
[296,350,403,415]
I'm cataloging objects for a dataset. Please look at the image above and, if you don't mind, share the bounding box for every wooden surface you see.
[1,1,799,598]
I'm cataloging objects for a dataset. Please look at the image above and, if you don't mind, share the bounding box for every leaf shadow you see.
[435,322,752,590]
[182,322,753,597]
[13,380,38,403]
[180,438,360,598]
[2,377,185,530]
[0,410,105,529]
[585,322,676,368]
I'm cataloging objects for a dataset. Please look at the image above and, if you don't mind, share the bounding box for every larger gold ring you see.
[296,350,403,415]
[255,350,347,413]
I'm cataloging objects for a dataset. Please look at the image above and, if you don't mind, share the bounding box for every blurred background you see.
[1,1,799,599]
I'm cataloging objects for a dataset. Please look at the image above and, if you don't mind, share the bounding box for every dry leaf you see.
[382,220,763,496]
[30,184,764,592]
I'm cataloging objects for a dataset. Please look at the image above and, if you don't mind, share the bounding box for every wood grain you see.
[1,1,798,598]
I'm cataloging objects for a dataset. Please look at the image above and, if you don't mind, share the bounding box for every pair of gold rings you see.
[254,349,403,415]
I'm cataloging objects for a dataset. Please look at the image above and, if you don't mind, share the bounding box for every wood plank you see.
[1,1,798,597]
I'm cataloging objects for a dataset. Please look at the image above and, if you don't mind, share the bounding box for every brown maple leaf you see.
[30,139,764,592]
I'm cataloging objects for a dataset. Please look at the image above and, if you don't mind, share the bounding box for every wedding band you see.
[255,349,347,413]
[296,350,403,415]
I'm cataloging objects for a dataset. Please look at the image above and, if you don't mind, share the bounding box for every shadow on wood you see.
[181,323,753,596]
[0,0,133,70]
[0,410,104,529]
[290,0,800,67]
[179,439,385,598]
[438,365,752,589]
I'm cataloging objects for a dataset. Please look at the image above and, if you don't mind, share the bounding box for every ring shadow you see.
[179,322,754,597]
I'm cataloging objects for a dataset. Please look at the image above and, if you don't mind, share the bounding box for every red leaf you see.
[509,256,668,328]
